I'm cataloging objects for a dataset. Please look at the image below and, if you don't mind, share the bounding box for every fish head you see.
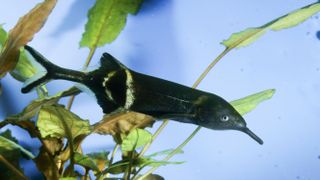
[195,95,263,145]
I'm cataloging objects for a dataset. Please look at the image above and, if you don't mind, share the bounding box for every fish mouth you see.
[241,127,264,145]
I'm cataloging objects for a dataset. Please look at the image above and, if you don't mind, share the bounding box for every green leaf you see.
[230,89,276,115]
[74,152,100,172]
[121,128,152,152]
[12,87,79,120]
[222,28,266,49]
[0,131,34,159]
[80,0,144,48]
[0,87,80,137]
[107,156,183,175]
[135,174,164,180]
[87,151,109,160]
[270,3,320,30]
[87,151,109,172]
[107,160,130,174]
[145,149,184,158]
[138,157,184,167]
[37,105,91,139]
[0,0,57,77]
[59,178,77,180]
[0,26,6,92]
[10,49,37,82]
[0,26,40,83]
[0,130,26,179]
[0,25,7,48]
[25,86,79,116]
[222,2,320,49]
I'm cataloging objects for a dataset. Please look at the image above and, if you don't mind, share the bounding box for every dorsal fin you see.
[100,53,126,72]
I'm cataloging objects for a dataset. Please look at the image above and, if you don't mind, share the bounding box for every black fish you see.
[22,45,263,145]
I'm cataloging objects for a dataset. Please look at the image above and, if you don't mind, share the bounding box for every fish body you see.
[22,46,263,144]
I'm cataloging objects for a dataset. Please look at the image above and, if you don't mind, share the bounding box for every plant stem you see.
[138,120,169,157]
[124,129,140,180]
[109,144,119,166]
[38,138,60,174]
[191,48,230,88]
[84,167,90,180]
[66,95,76,110]
[36,86,49,98]
[66,48,96,110]
[64,47,96,177]
[137,48,230,158]
[0,154,28,180]
[131,165,147,180]
[137,127,201,180]
[55,107,76,174]
[125,150,136,180]
[66,0,116,110]
[105,144,119,178]
[83,48,97,70]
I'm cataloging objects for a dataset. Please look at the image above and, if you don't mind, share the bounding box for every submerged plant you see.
[0,1,319,179]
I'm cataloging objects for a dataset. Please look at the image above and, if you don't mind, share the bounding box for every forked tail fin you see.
[22,45,86,93]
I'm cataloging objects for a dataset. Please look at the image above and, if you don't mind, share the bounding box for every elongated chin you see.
[241,127,264,145]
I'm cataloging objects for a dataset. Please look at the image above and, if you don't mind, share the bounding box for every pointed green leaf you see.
[222,3,320,49]
[107,160,130,174]
[139,157,184,167]
[37,105,91,139]
[107,155,183,175]
[24,87,79,118]
[0,26,7,82]
[2,87,80,123]
[121,128,152,152]
[0,130,34,158]
[74,152,100,172]
[1,119,38,138]
[0,26,40,83]
[0,134,35,159]
[230,89,276,115]
[0,88,79,137]
[0,130,26,179]
[270,3,320,30]
[145,149,184,158]
[80,0,144,48]
[17,86,80,120]
[222,28,267,49]
[0,0,57,77]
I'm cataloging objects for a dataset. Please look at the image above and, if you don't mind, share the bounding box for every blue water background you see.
[1,0,320,179]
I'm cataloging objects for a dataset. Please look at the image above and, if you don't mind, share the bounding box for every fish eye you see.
[220,115,229,122]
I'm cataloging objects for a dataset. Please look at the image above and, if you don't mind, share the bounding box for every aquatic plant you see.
[0,1,319,179]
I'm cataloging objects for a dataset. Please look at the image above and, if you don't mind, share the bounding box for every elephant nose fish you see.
[22,45,263,145]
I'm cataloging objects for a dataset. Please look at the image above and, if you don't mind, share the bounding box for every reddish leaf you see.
[34,138,62,179]
[0,0,57,77]
[93,111,155,137]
